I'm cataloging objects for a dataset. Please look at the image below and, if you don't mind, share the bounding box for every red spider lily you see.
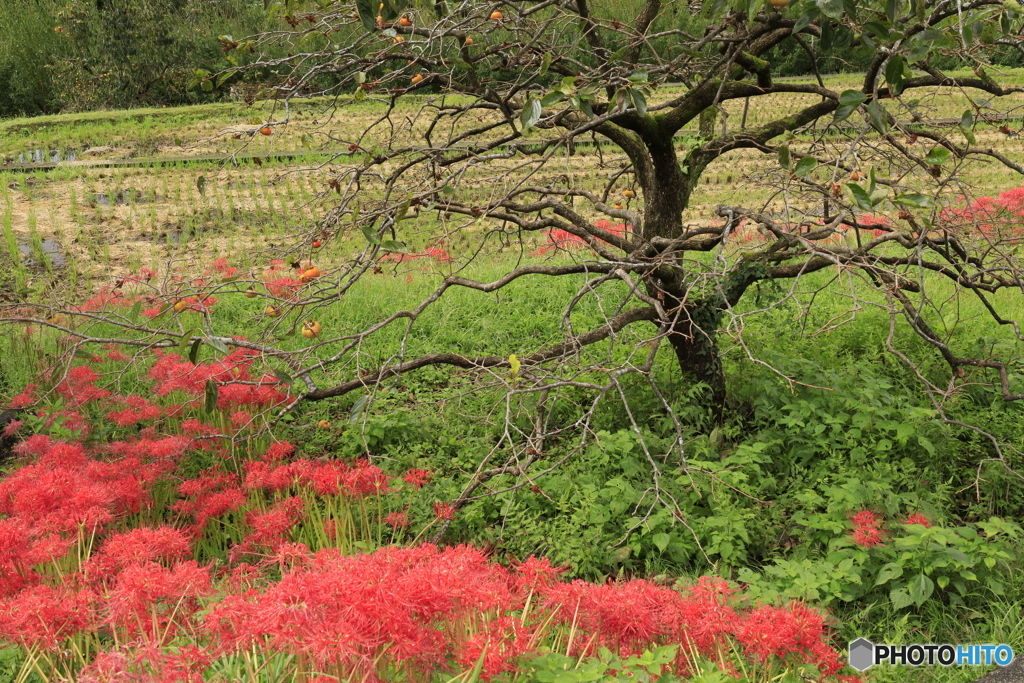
[148,350,291,412]
[457,616,533,681]
[245,458,389,497]
[87,526,194,578]
[512,556,565,594]
[0,584,96,650]
[261,441,295,462]
[204,544,514,673]
[9,383,37,408]
[55,365,111,407]
[78,643,212,683]
[0,439,146,534]
[532,222,628,256]
[229,496,305,561]
[229,410,252,427]
[850,510,885,547]
[263,275,303,299]
[106,560,212,643]
[433,501,456,520]
[736,602,845,676]
[903,513,933,528]
[106,395,163,427]
[385,511,410,528]
[380,244,452,263]
[1,419,23,438]
[403,468,432,489]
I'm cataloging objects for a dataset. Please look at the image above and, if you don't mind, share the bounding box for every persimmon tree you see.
[219,0,1024,417]
[7,0,1024,527]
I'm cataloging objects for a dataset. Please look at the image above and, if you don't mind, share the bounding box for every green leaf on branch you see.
[794,156,817,176]
[884,55,905,95]
[893,192,933,208]
[188,338,202,364]
[540,91,565,107]
[818,0,844,20]
[520,98,542,132]
[355,0,377,31]
[204,338,229,355]
[778,143,791,170]
[361,226,381,245]
[630,88,648,116]
[867,99,888,133]
[128,300,142,323]
[204,380,219,414]
[846,183,874,211]
[833,90,866,124]
[924,146,951,165]
[960,110,976,145]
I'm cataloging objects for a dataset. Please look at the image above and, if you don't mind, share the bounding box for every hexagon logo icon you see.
[849,638,875,672]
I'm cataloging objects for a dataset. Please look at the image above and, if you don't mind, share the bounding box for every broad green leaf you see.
[893,192,933,208]
[361,225,381,245]
[818,0,844,20]
[188,338,202,364]
[628,69,649,84]
[875,562,904,586]
[394,199,411,223]
[538,52,552,77]
[349,394,370,422]
[908,573,935,605]
[890,587,914,609]
[652,533,671,552]
[839,90,867,106]
[793,10,816,33]
[355,0,377,31]
[960,110,976,144]
[520,98,542,131]
[509,354,521,378]
[924,146,951,165]
[127,300,142,323]
[204,337,229,354]
[778,143,791,170]
[380,240,407,252]
[196,176,207,196]
[867,99,888,133]
[204,379,219,414]
[846,183,874,211]
[272,368,293,385]
[178,327,197,356]
[540,91,565,107]
[630,89,648,116]
[833,104,859,123]
[794,156,817,176]
[884,55,905,95]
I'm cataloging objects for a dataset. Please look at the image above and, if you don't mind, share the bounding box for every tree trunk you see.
[637,130,727,421]
[665,302,726,424]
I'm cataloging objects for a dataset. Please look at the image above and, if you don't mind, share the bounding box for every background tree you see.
[202,0,1024,420]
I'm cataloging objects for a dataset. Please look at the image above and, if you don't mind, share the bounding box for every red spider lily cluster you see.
[849,510,935,548]
[0,420,857,683]
[379,243,453,263]
[532,220,628,255]
[0,257,861,682]
[849,511,885,548]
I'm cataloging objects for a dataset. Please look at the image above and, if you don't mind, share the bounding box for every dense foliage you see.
[0,0,268,117]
